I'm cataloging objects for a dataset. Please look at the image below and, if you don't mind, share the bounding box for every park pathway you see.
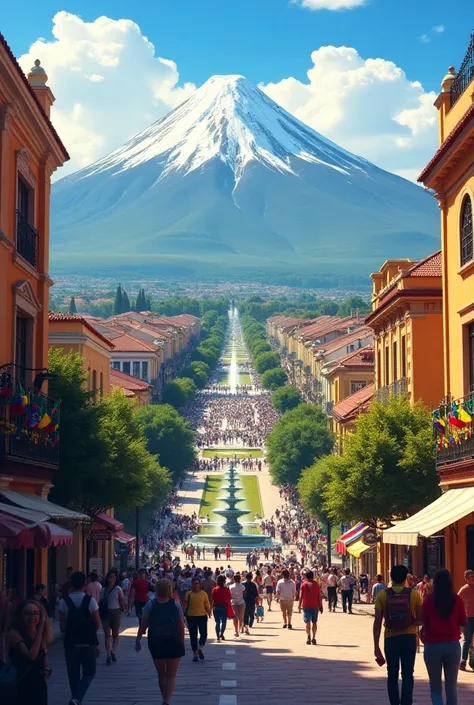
[46,602,474,705]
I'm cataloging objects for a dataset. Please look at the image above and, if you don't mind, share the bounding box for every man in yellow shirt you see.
[373,564,422,705]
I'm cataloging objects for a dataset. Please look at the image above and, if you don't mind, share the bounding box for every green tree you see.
[320,396,439,526]
[254,351,281,374]
[261,367,287,390]
[266,404,333,485]
[68,296,77,314]
[298,454,341,522]
[136,404,196,483]
[272,385,302,413]
[113,285,123,315]
[122,290,131,313]
[251,340,272,358]
[163,377,197,408]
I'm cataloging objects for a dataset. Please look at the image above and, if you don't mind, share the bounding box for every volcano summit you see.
[51,74,438,280]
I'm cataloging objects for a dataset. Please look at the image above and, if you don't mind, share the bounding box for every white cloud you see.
[433,25,445,33]
[419,24,445,43]
[260,46,438,180]
[296,0,366,9]
[19,11,196,176]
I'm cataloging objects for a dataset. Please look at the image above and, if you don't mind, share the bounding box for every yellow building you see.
[384,35,474,589]
[331,382,375,454]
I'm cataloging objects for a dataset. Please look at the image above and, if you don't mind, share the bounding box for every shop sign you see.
[89,556,103,576]
[118,543,129,555]
[362,528,378,546]
[89,530,111,541]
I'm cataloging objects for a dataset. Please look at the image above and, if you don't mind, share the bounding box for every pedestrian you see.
[214,546,219,561]
[373,564,423,705]
[458,568,474,671]
[201,570,216,604]
[0,590,12,665]
[211,574,232,642]
[327,568,338,612]
[372,574,388,603]
[421,568,466,704]
[31,585,54,619]
[59,571,100,705]
[242,572,258,635]
[263,568,274,611]
[184,578,211,662]
[230,574,246,636]
[61,567,74,598]
[338,568,356,614]
[276,569,296,630]
[119,572,131,614]
[99,570,125,665]
[136,579,185,705]
[86,572,102,604]
[130,569,150,622]
[7,600,52,705]
[298,570,323,645]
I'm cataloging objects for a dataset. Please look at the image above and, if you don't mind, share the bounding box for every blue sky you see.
[5,1,474,179]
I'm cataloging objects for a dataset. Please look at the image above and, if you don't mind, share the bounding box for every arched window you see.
[460,195,473,266]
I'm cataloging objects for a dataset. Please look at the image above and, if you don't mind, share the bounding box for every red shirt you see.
[299,580,321,609]
[211,586,232,606]
[421,593,467,644]
[131,578,149,603]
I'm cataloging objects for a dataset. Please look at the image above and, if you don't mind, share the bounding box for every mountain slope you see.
[51,74,439,278]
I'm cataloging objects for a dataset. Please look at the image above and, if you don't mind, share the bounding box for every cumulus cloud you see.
[260,46,437,179]
[19,12,196,176]
[420,24,445,43]
[295,0,366,9]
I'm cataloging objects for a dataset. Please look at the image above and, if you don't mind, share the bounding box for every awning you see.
[0,502,48,524]
[0,510,72,548]
[336,522,368,555]
[0,511,37,549]
[0,490,89,521]
[115,531,135,544]
[383,486,474,546]
[347,539,376,559]
[95,512,124,532]
[37,522,73,547]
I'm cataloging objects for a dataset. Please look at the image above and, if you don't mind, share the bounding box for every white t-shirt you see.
[230,583,245,606]
[100,585,124,609]
[59,591,99,616]
[121,578,131,592]
[277,579,296,601]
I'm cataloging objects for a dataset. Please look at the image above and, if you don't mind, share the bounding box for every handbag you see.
[99,585,117,621]
[227,602,235,619]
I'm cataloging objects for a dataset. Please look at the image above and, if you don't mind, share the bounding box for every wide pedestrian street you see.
[47,603,474,705]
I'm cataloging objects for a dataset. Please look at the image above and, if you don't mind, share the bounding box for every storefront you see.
[86,512,124,578]
[114,531,136,572]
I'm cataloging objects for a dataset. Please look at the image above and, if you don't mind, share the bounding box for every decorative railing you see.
[16,210,38,267]
[0,364,59,466]
[433,392,474,466]
[375,377,409,403]
[450,32,474,107]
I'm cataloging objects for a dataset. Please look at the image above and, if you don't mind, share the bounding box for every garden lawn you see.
[198,473,264,532]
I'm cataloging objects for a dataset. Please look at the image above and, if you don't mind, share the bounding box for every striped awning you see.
[336,522,368,555]
[383,486,474,546]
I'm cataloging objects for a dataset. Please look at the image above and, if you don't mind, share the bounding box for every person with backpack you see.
[135,579,185,705]
[59,571,100,705]
[373,564,423,705]
[99,571,124,665]
[421,568,466,704]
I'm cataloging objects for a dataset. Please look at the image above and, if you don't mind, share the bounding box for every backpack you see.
[148,599,180,641]
[64,594,97,647]
[384,588,413,630]
[98,585,117,621]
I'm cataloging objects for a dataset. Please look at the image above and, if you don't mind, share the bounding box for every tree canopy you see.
[163,377,197,408]
[68,296,77,314]
[254,351,281,375]
[272,385,302,413]
[261,367,287,390]
[266,404,334,485]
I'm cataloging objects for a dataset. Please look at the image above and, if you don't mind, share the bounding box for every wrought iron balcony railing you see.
[375,377,409,403]
[0,364,59,467]
[434,392,474,467]
[16,210,38,267]
[450,32,474,107]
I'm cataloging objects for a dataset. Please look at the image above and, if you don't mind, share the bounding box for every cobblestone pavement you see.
[47,602,474,705]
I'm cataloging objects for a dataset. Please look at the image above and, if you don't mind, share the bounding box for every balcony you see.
[375,377,409,403]
[16,210,38,267]
[450,32,474,107]
[0,365,59,469]
[434,393,474,467]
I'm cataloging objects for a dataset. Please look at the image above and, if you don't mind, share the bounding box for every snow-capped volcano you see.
[51,74,439,279]
[83,74,367,184]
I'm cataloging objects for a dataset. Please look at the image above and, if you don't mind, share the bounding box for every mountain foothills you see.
[51,75,439,280]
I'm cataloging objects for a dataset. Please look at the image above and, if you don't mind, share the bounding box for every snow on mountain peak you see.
[82,73,367,184]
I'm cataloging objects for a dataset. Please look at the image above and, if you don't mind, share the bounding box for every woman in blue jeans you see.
[211,575,232,642]
[421,569,467,705]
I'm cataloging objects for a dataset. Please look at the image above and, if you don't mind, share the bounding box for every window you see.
[384,346,389,386]
[133,361,140,378]
[469,323,474,392]
[113,361,120,370]
[350,380,367,394]
[122,361,131,375]
[15,315,29,383]
[142,361,149,381]
[377,351,381,387]
[100,372,103,398]
[16,178,37,266]
[401,336,407,379]
[92,370,97,396]
[461,195,473,266]
[392,341,398,382]
[17,178,30,220]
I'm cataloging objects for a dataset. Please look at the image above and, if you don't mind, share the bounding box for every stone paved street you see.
[47,604,474,705]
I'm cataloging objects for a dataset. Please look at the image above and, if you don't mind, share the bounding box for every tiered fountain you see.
[193,462,277,550]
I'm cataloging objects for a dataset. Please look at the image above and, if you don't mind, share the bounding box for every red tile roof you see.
[110,368,151,392]
[418,103,474,183]
[332,383,375,422]
[328,346,374,371]
[0,32,69,160]
[407,250,442,277]
[314,327,373,355]
[106,332,159,353]
[48,313,115,348]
